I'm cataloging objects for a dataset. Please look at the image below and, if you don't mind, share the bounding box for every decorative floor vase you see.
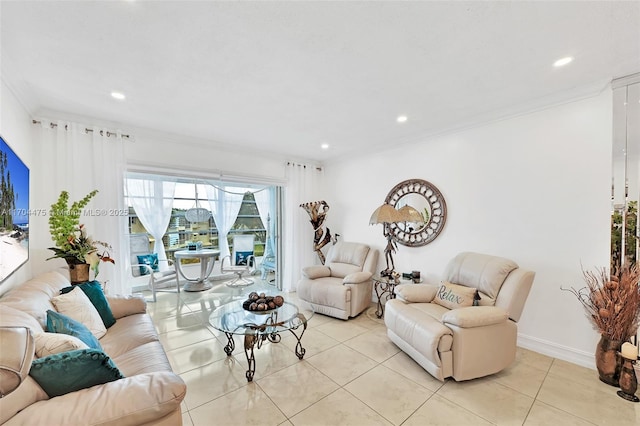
[595,335,622,386]
[68,263,90,284]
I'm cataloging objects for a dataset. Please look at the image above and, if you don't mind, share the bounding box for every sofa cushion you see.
[29,348,124,398]
[433,281,477,310]
[46,310,102,350]
[0,271,70,328]
[443,252,518,301]
[0,304,44,332]
[99,314,160,359]
[61,281,116,328]
[326,242,370,278]
[5,372,186,426]
[384,300,453,366]
[297,277,350,310]
[409,302,450,322]
[51,286,107,339]
[34,332,89,358]
[329,263,362,278]
[327,242,369,266]
[112,341,173,376]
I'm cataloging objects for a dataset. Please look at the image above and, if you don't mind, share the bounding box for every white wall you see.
[125,129,287,182]
[322,91,613,368]
[0,78,35,294]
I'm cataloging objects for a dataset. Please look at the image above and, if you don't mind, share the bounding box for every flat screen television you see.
[0,134,29,282]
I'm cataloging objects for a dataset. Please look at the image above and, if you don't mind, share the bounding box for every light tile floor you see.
[139,279,640,426]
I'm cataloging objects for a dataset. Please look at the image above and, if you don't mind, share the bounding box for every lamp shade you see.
[397,205,424,224]
[369,204,402,224]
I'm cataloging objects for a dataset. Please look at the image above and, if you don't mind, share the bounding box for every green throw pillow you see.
[46,310,102,350]
[137,254,159,276]
[29,348,124,397]
[61,281,116,328]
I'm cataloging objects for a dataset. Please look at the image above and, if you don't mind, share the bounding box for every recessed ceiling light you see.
[111,91,126,100]
[320,143,330,150]
[553,57,573,67]
[397,115,408,123]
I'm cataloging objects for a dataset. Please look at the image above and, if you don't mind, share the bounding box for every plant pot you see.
[596,335,623,386]
[68,263,90,284]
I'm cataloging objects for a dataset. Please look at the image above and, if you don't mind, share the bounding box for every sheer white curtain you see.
[205,185,244,258]
[126,178,176,270]
[253,187,273,236]
[282,163,323,292]
[32,120,127,294]
[254,186,276,264]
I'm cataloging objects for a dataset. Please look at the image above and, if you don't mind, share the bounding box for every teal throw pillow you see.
[46,310,102,350]
[29,348,124,397]
[137,253,159,276]
[235,251,252,266]
[61,281,116,328]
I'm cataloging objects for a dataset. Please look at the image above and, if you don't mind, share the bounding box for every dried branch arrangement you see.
[562,264,640,342]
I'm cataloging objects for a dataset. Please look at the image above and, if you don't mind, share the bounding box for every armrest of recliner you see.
[442,306,509,328]
[302,265,331,279]
[342,271,372,285]
[394,284,438,303]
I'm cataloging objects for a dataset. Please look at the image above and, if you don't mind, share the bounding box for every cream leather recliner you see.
[297,241,378,320]
[384,252,534,381]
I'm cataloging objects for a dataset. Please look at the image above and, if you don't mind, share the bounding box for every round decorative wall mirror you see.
[385,179,447,247]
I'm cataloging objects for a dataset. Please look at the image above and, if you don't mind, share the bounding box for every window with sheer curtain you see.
[124,172,279,285]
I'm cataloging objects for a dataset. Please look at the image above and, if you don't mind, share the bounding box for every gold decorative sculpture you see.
[300,200,334,264]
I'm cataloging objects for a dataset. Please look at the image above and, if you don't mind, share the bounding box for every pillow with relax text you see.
[29,348,124,398]
[433,281,478,310]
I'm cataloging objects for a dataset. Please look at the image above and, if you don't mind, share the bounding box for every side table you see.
[373,275,422,318]
[174,249,220,292]
[373,275,400,318]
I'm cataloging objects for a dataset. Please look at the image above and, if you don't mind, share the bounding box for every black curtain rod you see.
[31,119,130,139]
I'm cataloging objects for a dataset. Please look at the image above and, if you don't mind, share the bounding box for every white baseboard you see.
[517,333,596,370]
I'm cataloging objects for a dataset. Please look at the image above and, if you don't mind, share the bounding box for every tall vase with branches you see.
[562,264,640,385]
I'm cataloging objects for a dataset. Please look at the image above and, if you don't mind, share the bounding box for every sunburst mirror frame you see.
[384,179,447,247]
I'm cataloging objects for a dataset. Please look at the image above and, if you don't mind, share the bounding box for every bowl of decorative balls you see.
[242,292,285,313]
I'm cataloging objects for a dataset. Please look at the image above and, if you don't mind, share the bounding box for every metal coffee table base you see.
[222,314,308,382]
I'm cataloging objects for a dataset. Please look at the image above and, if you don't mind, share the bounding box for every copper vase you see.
[595,335,623,386]
[68,263,90,284]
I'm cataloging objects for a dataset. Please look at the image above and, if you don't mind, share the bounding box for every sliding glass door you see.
[125,172,282,289]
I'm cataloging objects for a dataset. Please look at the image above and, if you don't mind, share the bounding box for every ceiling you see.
[1,1,639,163]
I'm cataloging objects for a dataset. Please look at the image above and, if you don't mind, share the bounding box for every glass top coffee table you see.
[209,299,313,382]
